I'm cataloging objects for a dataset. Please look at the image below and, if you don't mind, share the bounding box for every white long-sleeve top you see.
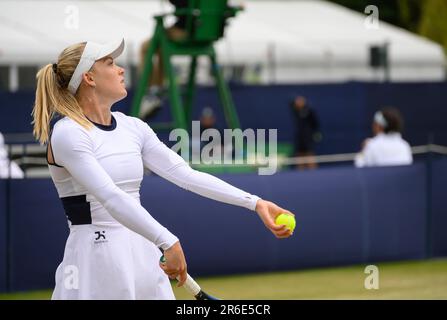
[354,132,413,168]
[49,112,260,250]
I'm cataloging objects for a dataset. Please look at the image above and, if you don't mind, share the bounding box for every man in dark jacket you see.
[291,96,321,169]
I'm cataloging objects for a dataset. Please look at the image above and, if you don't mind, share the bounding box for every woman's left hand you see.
[255,199,294,239]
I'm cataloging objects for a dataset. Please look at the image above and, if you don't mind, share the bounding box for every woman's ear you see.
[82,72,96,88]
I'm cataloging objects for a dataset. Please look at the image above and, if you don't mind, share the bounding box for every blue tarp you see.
[2,82,447,154]
[1,159,445,292]
[0,180,7,292]
[431,158,447,257]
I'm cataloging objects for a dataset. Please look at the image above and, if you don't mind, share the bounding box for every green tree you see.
[419,0,447,53]
[397,0,422,33]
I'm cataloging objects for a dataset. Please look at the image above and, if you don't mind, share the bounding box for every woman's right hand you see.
[255,199,294,239]
[159,241,187,287]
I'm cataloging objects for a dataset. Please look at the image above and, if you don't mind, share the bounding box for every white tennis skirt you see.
[51,223,175,300]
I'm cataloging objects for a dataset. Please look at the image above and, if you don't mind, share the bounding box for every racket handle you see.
[182,274,201,296]
[160,255,201,295]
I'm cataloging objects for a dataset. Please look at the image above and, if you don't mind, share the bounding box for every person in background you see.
[290,96,321,170]
[191,107,229,161]
[191,107,217,160]
[138,0,189,120]
[355,107,413,167]
[199,106,217,134]
[0,132,24,179]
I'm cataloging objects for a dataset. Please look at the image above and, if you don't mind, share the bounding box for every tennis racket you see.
[160,255,220,300]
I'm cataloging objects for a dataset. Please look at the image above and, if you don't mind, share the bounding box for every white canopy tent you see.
[0,0,445,89]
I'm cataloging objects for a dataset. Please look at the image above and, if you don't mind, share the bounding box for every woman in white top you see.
[355,107,413,168]
[32,39,293,299]
[0,132,24,178]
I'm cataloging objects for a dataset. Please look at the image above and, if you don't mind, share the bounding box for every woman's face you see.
[89,56,127,103]
[372,122,383,135]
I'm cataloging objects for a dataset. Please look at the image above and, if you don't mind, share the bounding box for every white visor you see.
[67,38,125,95]
[374,111,388,128]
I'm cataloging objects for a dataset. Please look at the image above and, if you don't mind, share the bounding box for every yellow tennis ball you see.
[275,213,296,232]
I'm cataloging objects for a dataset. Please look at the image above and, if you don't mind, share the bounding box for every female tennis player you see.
[32,39,293,300]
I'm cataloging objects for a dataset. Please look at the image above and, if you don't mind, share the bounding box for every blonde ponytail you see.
[32,42,92,145]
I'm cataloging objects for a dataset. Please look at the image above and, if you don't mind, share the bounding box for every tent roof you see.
[0,0,444,67]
